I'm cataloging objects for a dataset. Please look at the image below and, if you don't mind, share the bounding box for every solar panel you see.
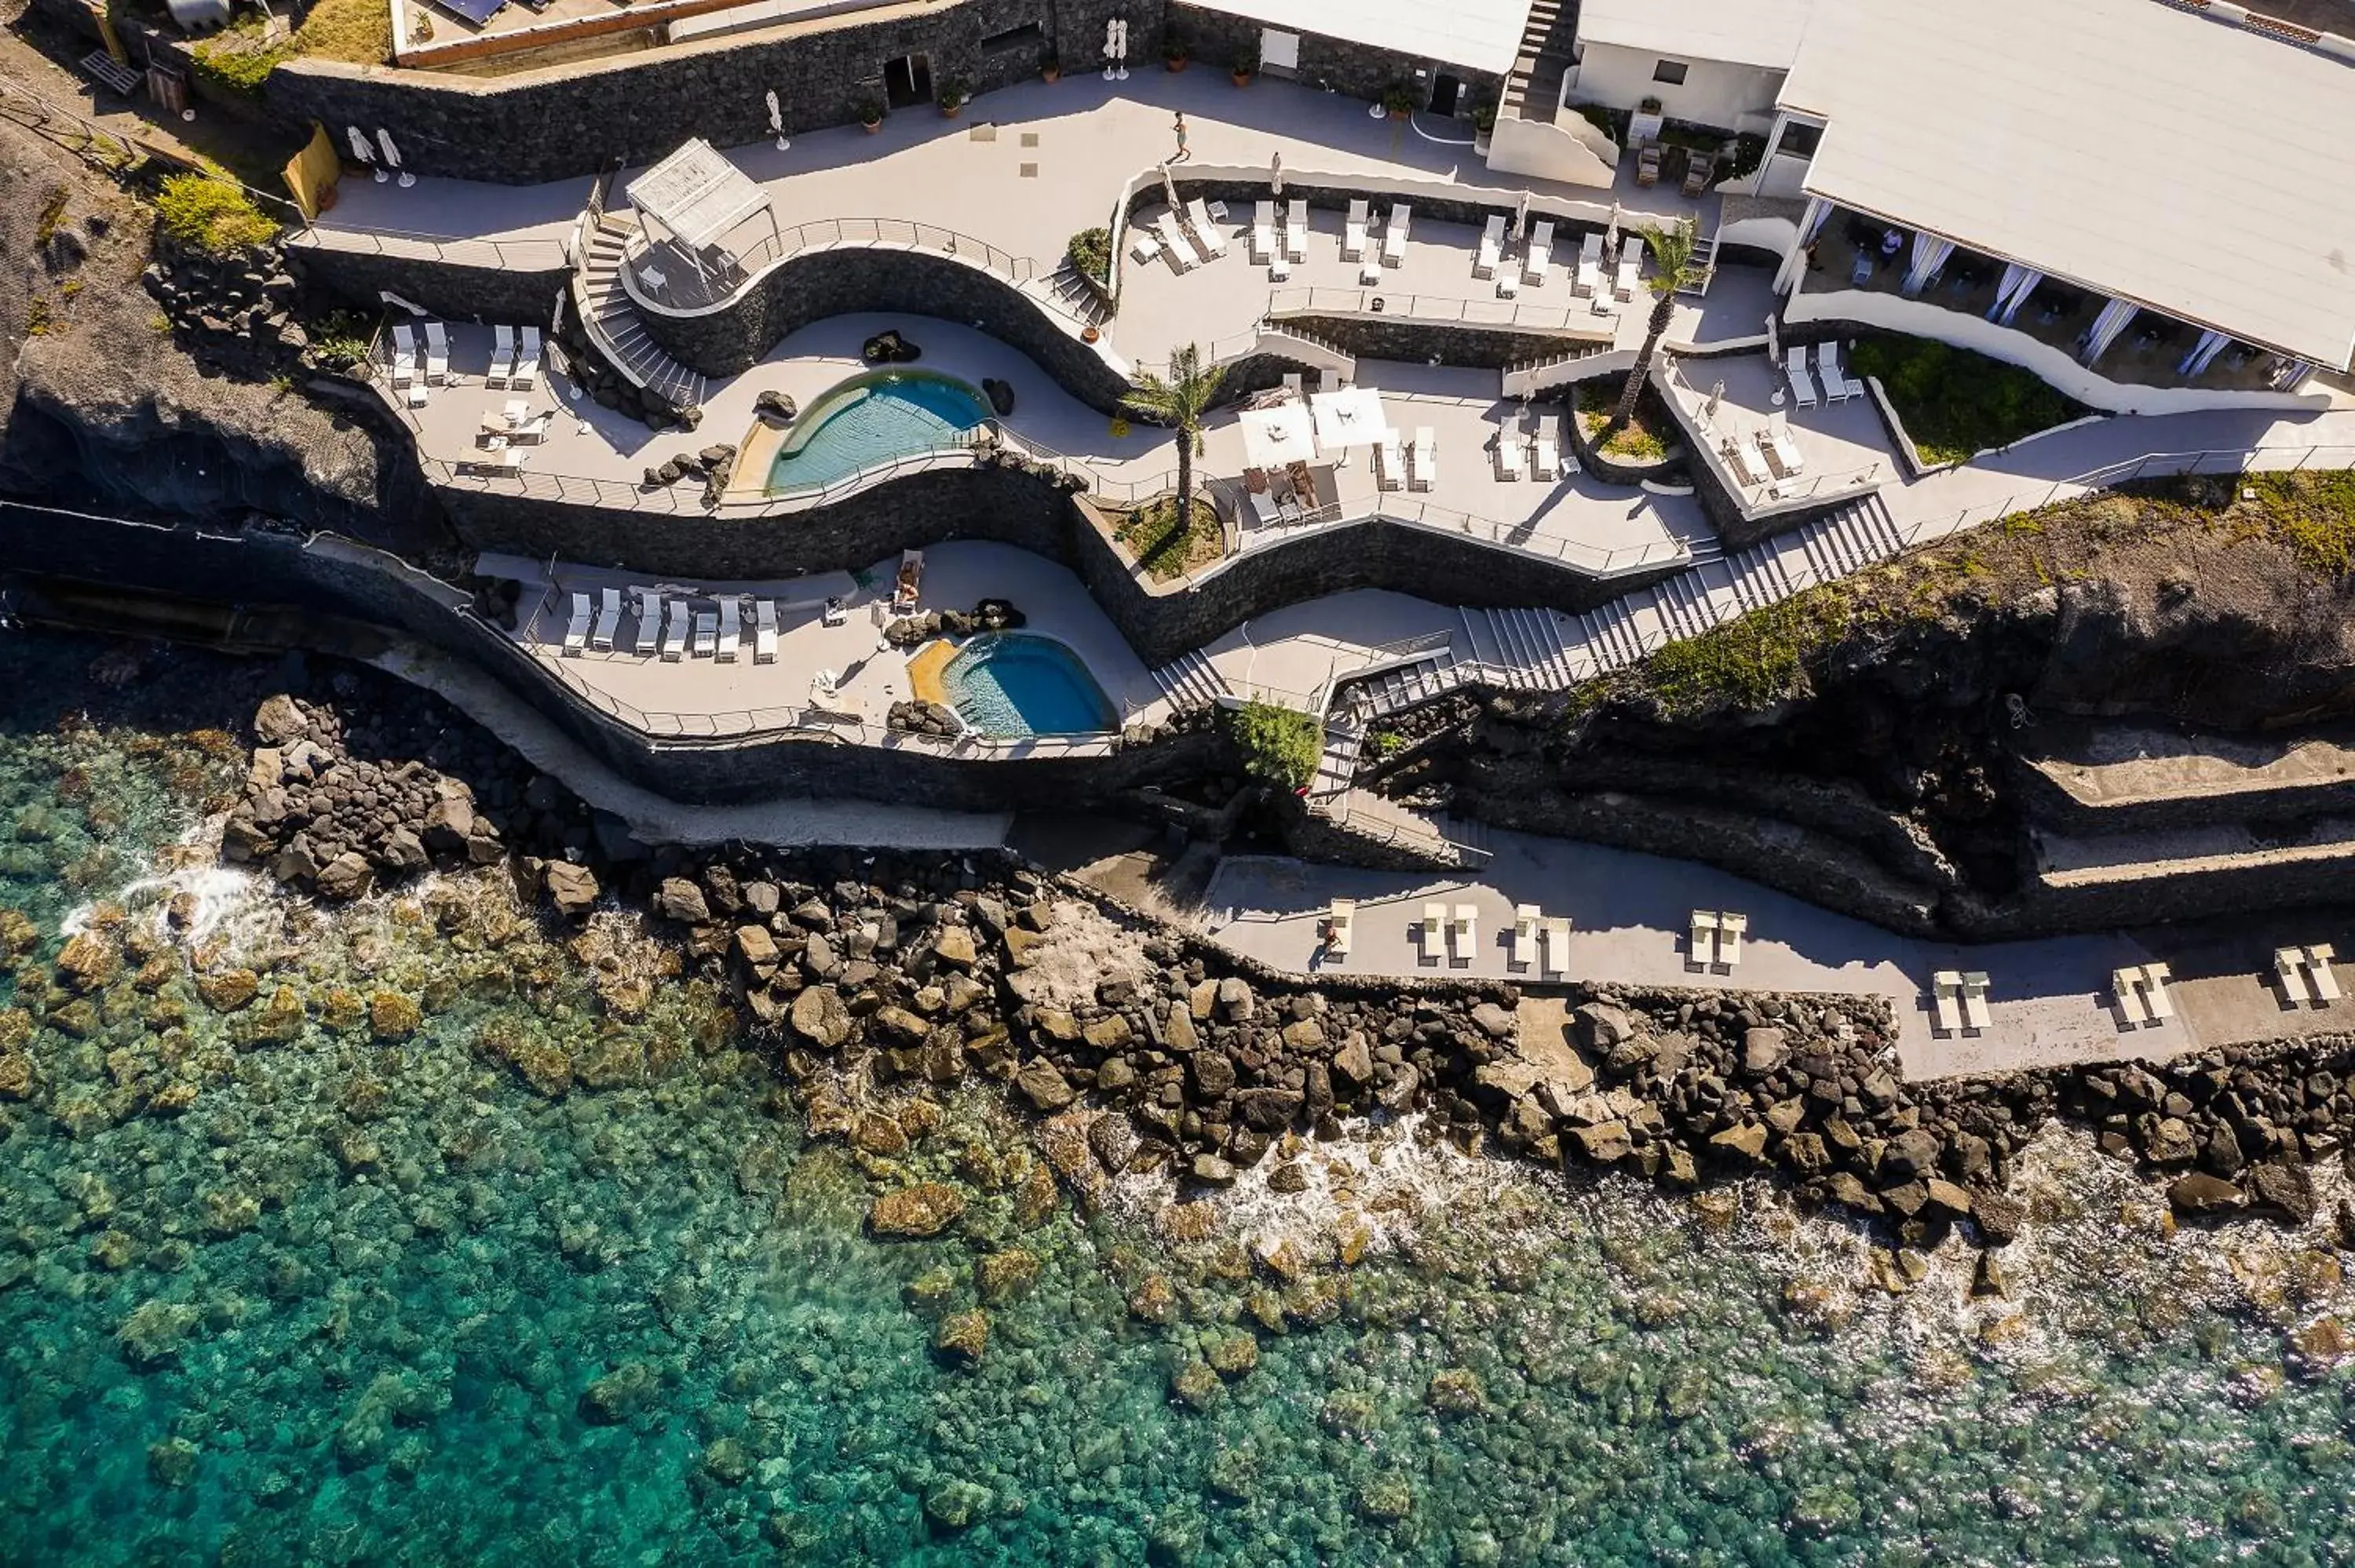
[431,0,505,28]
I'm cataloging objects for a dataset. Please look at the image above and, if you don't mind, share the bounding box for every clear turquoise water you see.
[765,370,993,494]
[2,636,2353,1566]
[944,633,1119,738]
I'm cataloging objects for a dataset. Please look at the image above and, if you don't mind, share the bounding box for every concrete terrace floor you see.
[1201,832,2355,1082]
[1665,351,1897,505]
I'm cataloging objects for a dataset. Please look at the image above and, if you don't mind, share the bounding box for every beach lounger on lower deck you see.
[631,587,662,656]
[1409,426,1435,491]
[1543,916,1571,977]
[1930,970,1964,1034]
[1286,199,1308,263]
[1342,199,1370,261]
[1689,910,1718,968]
[2309,944,2343,1001]
[2113,967,2150,1026]
[487,324,516,388]
[660,600,688,662]
[1152,213,1196,272]
[1376,432,1406,492]
[716,594,741,662]
[1326,898,1353,960]
[754,599,779,664]
[1382,203,1411,267]
[1184,197,1227,261]
[1510,904,1539,969]
[1573,232,1603,297]
[590,586,621,651]
[1420,902,1448,965]
[1524,221,1555,288]
[560,591,592,655]
[1475,215,1505,280]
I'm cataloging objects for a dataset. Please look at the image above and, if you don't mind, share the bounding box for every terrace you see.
[1654,350,1890,518]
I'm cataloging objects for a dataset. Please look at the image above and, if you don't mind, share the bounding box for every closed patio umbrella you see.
[376,129,414,188]
[1270,151,1283,197]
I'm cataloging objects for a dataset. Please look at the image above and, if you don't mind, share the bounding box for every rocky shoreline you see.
[188,681,2355,1265]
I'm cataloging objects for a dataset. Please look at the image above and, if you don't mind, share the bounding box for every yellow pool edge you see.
[907,639,957,707]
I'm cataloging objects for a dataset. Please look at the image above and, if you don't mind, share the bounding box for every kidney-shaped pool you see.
[765,369,994,494]
[943,633,1118,738]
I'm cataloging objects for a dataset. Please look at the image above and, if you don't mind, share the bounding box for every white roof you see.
[1781,0,2355,368]
[1186,0,1532,76]
[626,139,771,252]
[1575,0,1813,71]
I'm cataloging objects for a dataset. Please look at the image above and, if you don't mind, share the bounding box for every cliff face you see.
[0,119,433,545]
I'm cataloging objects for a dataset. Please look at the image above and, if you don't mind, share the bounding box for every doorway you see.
[883,53,933,109]
[1429,72,1463,116]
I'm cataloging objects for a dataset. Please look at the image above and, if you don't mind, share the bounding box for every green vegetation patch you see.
[1229,702,1324,790]
[2244,472,2355,578]
[1632,585,1861,717]
[292,0,395,64]
[1112,495,1222,582]
[1067,227,1112,288]
[154,173,280,257]
[1847,336,2079,467]
[191,18,290,96]
[1575,381,1669,462]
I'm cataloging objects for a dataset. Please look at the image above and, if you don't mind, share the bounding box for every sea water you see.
[0,633,2351,1566]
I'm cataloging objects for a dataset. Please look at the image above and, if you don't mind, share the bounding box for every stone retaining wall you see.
[291,244,570,327]
[1163,4,1501,109]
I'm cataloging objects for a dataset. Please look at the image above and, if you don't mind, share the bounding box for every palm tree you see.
[1603,217,1706,437]
[1125,342,1228,519]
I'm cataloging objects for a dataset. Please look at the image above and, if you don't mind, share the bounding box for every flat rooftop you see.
[1575,0,1814,71]
[1188,0,1535,76]
[1780,0,2355,370]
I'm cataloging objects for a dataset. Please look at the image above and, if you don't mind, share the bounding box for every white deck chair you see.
[631,587,662,655]
[1450,903,1477,961]
[2276,946,2313,1004]
[1523,220,1555,287]
[1574,232,1604,297]
[1532,427,1560,481]
[1718,913,1747,968]
[1510,904,1539,969]
[1961,972,1993,1031]
[1376,431,1406,492]
[1342,198,1370,261]
[590,585,621,651]
[1494,429,1524,481]
[389,322,418,387]
[1785,345,1820,409]
[1184,197,1227,260]
[1252,200,1277,263]
[511,327,541,391]
[2112,968,2150,1026]
[753,599,779,664]
[688,611,716,659]
[1812,341,1847,403]
[1285,198,1308,263]
[1612,237,1642,301]
[560,591,592,655]
[659,600,688,662]
[1382,203,1411,267]
[1410,426,1436,491]
[2140,961,2177,1020]
[422,321,450,385]
[1931,972,1964,1034]
[1152,211,1196,272]
[1326,898,1353,960]
[2309,944,2343,1001]
[1475,214,1505,279]
[1420,902,1448,965]
[487,324,515,388]
[1689,910,1718,968]
[1762,413,1806,476]
[1543,916,1571,977]
[716,594,740,662]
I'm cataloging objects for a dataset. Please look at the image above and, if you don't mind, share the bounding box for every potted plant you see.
[1230,49,1255,86]
[1161,31,1188,70]
[1472,101,1497,135]
[1039,47,1060,82]
[857,99,882,133]
[937,80,968,118]
[1380,82,1418,120]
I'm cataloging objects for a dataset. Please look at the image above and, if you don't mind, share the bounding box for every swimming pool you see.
[765,370,993,494]
[942,633,1118,738]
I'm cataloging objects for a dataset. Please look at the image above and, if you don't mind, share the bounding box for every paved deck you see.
[1202,833,2355,1080]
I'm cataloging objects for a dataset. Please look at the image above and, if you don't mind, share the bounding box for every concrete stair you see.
[1036,261,1113,331]
[1331,651,1462,724]
[576,215,706,409]
[1309,720,1363,806]
[1149,647,1229,713]
[1499,0,1580,126]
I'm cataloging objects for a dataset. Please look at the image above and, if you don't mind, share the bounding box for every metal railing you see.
[623,216,1051,315]
[1230,488,1690,578]
[1265,284,1616,338]
[1663,359,1884,516]
[298,221,570,272]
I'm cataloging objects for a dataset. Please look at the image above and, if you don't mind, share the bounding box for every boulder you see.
[1331,1033,1374,1087]
[788,986,853,1049]
[315,852,373,903]
[1016,1057,1075,1111]
[868,1183,967,1238]
[1568,1121,1632,1163]
[1710,1121,1769,1162]
[1188,1154,1237,1187]
[655,877,710,924]
[1971,1188,2025,1245]
[861,329,921,363]
[1470,1002,1516,1041]
[1878,1128,1943,1183]
[542,862,600,918]
[2166,1172,2247,1216]
[754,388,798,422]
[1741,1026,1789,1074]
[1575,1002,1638,1052]
[2244,1161,2318,1226]
[253,694,307,746]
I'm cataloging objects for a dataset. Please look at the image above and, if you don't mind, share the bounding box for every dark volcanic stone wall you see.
[1163,4,1501,108]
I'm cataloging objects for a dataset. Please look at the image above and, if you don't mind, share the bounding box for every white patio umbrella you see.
[376,129,414,188]
[766,89,789,151]
[1308,386,1389,468]
[1605,202,1623,251]
[1270,151,1283,198]
[1159,164,1180,213]
[345,125,374,165]
[1239,405,1318,471]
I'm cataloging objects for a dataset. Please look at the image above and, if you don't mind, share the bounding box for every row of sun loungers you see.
[1340,199,1411,284]
[1492,418,1570,483]
[388,320,543,409]
[1249,199,1311,279]
[1472,217,1558,297]
[1689,910,1748,972]
[1787,341,1864,409]
[557,585,783,665]
[2276,943,2342,1006]
[1929,970,1992,1035]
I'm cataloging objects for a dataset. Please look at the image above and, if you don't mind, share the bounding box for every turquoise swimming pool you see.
[765,370,993,494]
[943,633,1117,738]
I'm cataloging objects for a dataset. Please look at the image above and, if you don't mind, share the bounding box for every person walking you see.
[1171,111,1189,162]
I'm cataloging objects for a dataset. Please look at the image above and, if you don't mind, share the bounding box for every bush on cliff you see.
[154,174,279,257]
[1230,702,1323,792]
[190,20,290,97]
[1067,226,1112,288]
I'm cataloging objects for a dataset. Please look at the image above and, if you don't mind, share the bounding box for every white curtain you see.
[2079,297,2138,363]
[2176,328,2229,377]
[1798,197,1831,248]
[2272,357,2315,390]
[1988,263,2043,323]
[1901,232,1953,296]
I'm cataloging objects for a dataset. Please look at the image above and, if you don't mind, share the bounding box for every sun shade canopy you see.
[626,140,772,252]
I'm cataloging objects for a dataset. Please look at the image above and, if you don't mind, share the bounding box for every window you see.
[1778,122,1822,158]
[1652,59,1688,85]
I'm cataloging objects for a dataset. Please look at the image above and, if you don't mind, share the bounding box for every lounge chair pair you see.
[1689,910,1747,971]
[1510,904,1570,975]
[2276,944,2343,1005]
[1929,970,1992,1034]
[1419,902,1477,965]
[2112,962,2177,1026]
[488,325,543,391]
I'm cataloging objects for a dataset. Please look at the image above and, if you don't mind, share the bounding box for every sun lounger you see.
[423,321,450,385]
[1511,903,1539,969]
[1786,345,1819,409]
[1961,972,1993,1031]
[1422,902,1448,964]
[1931,969,1964,1034]
[2276,946,2313,1004]
[1494,431,1524,482]
[1689,910,1718,968]
[1152,211,1196,272]
[2309,944,2343,1001]
[389,322,418,387]
[1130,226,1162,265]
[1376,432,1406,492]
[560,590,592,655]
[1326,898,1353,959]
[1815,341,1861,404]
[631,588,662,655]
[1252,200,1277,263]
[1574,232,1604,297]
[1718,913,1746,968]
[1382,203,1411,268]
[688,611,717,659]
[1612,237,1642,301]
[591,585,621,651]
[1248,488,1283,526]
[753,598,778,664]
[660,600,688,662]
[1543,916,1571,977]
[1409,426,1435,492]
[2141,961,2177,1020]
[1451,903,1477,958]
[1185,197,1227,261]
[1523,221,1555,288]
[1532,431,1560,480]
[1342,199,1370,261]
[1282,372,1304,399]
[892,548,925,614]
[1762,415,1806,477]
[2112,967,2149,1026]
[1720,436,1769,490]
[512,327,541,391]
[716,594,740,662]
[1475,214,1505,280]
[487,324,516,388]
[1285,199,1308,263]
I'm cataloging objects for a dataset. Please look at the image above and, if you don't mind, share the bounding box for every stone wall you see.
[291,244,569,327]
[1163,4,1501,108]
[1276,313,1597,372]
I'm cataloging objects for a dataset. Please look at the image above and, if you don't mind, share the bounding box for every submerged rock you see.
[869,1183,966,1238]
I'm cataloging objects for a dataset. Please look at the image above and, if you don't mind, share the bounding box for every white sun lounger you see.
[1382,203,1411,268]
[1532,430,1560,480]
[389,322,418,387]
[2113,967,2150,1026]
[1612,237,1642,301]
[716,594,740,662]
[1574,232,1604,297]
[1510,903,1539,969]
[1152,211,1196,272]
[2276,946,2313,1004]
[1185,197,1227,260]
[2141,961,2177,1020]
[1451,903,1477,958]
[631,587,662,655]
[1931,971,1964,1035]
[1342,199,1370,261]
[1326,898,1353,959]
[1495,430,1524,481]
[560,590,592,655]
[1762,414,1806,477]
[487,323,516,388]
[422,321,450,385]
[1252,200,1277,263]
[1814,340,1860,403]
[1376,431,1406,491]
[1786,345,1820,409]
[1421,902,1448,965]
[1285,198,1308,263]
[1523,220,1555,288]
[1409,426,1436,491]
[1718,913,1747,968]
[1543,917,1571,976]
[590,585,621,651]
[1475,214,1505,280]
[2309,944,2343,1001]
[1960,972,1993,1031]
[660,600,688,662]
[512,327,541,391]
[1129,226,1162,265]
[753,599,779,664]
[690,611,717,659]
[1689,910,1718,968]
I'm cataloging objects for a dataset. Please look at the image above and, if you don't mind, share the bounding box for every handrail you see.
[621,215,1051,317]
[1265,284,1616,339]
[298,223,571,272]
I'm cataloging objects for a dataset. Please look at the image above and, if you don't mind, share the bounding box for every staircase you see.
[1680,226,1720,298]
[1253,320,1358,381]
[1149,647,1229,713]
[1500,340,1617,399]
[1036,261,1114,333]
[1309,720,1362,808]
[1330,646,1463,725]
[575,213,706,410]
[1498,0,1580,126]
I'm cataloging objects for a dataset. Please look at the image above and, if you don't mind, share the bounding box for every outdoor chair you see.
[631,587,663,655]
[2141,961,2177,1020]
[1285,199,1308,263]
[1184,197,1228,260]
[1376,432,1406,491]
[1718,913,1747,968]
[716,594,741,662]
[423,321,450,385]
[512,327,541,392]
[1543,916,1571,977]
[1342,199,1370,261]
[753,599,779,664]
[1325,898,1353,960]
[1573,232,1603,297]
[1494,429,1524,482]
[1360,248,1383,286]
[1532,428,1560,481]
[1960,972,1993,1031]
[1382,203,1411,267]
[1420,902,1448,965]
[691,611,718,660]
[1636,144,1663,186]
[1720,436,1767,489]
[1930,971,1964,1034]
[1612,237,1642,301]
[1762,414,1806,478]
[1510,904,1539,969]
[560,591,592,655]
[1689,910,1718,968]
[1450,903,1477,960]
[1785,345,1820,409]
[1252,200,1277,263]
[590,586,622,652]
[1269,244,1290,282]
[389,322,419,387]
[1523,220,1555,288]
[1681,151,1711,198]
[2276,946,2313,1005]
[660,600,689,662]
[1248,488,1283,526]
[2311,944,2344,1001]
[2112,967,2150,1027]
[1475,214,1505,280]
[487,324,516,388]
[1409,426,1436,491]
[1152,211,1195,272]
[1849,250,1874,286]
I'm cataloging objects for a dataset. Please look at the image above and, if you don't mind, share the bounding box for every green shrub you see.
[1230,702,1323,791]
[1067,226,1111,287]
[154,173,279,256]
[1847,337,2077,466]
[1638,587,1857,715]
[191,20,289,95]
